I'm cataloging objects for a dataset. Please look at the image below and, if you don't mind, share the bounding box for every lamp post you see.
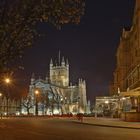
[60,96,67,115]
[60,97,63,115]
[35,90,39,116]
[104,100,109,116]
[5,78,11,116]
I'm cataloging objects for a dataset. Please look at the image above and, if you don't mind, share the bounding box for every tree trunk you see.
[27,108,30,115]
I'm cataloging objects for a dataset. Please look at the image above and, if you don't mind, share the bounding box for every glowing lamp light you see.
[35,90,39,95]
[122,97,126,100]
[105,100,109,104]
[53,109,59,114]
[16,112,20,116]
[5,78,10,84]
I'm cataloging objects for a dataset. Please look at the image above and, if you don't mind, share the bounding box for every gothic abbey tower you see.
[23,52,90,115]
[50,55,69,87]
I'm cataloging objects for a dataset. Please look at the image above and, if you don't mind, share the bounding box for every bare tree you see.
[44,92,50,115]
[0,0,85,73]
[22,96,34,115]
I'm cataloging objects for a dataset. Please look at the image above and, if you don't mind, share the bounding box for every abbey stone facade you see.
[22,54,90,115]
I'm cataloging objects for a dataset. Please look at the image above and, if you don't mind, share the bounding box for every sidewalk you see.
[76,117,140,129]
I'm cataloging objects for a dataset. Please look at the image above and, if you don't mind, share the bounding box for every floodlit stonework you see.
[22,53,90,115]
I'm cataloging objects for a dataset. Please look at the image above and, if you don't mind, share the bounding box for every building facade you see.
[95,96,119,117]
[22,54,90,115]
[0,96,21,116]
[110,0,140,95]
[109,0,140,121]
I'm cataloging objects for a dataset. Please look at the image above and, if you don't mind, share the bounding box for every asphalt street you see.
[0,117,140,140]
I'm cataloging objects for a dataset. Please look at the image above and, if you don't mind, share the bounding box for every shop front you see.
[119,90,140,122]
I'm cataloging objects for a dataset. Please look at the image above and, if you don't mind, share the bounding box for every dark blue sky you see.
[21,0,135,102]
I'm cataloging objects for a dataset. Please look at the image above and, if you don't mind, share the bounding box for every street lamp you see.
[60,97,63,115]
[60,96,67,115]
[5,78,10,84]
[104,100,109,116]
[105,100,109,104]
[5,78,11,116]
[35,90,39,116]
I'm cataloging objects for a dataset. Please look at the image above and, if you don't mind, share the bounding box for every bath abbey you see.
[22,53,90,115]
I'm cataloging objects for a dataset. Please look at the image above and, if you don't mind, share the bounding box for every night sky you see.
[20,0,135,103]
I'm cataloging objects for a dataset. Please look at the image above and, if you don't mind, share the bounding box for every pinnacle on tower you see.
[31,73,35,84]
[79,78,82,85]
[83,80,86,84]
[61,56,65,66]
[45,76,49,82]
[50,58,53,67]
[88,100,90,106]
[66,59,69,66]
[31,73,35,79]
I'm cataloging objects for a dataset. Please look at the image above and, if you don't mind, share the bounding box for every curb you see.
[73,121,140,129]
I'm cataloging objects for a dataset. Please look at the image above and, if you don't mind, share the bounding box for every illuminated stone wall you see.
[25,54,90,115]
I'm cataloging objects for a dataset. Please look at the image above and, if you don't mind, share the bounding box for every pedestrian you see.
[77,114,83,122]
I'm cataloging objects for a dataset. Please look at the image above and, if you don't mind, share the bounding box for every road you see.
[0,117,140,140]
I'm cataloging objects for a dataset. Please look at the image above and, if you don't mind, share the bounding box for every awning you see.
[119,91,140,97]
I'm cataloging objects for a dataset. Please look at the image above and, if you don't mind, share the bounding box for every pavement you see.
[75,117,140,129]
[1,116,140,129]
